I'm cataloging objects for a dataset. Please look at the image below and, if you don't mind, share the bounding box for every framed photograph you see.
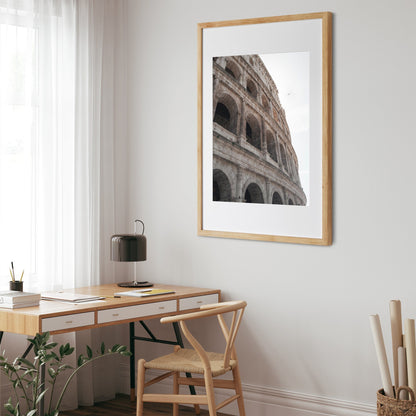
[197,12,332,245]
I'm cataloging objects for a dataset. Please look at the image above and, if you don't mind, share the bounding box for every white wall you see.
[124,0,416,414]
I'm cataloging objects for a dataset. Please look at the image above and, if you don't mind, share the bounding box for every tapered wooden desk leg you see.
[136,359,145,416]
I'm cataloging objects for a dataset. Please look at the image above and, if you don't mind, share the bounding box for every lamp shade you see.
[111,234,147,262]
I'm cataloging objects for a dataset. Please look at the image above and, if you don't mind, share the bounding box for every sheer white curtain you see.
[0,0,127,408]
[0,0,123,292]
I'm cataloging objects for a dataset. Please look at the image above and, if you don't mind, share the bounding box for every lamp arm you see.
[134,219,145,235]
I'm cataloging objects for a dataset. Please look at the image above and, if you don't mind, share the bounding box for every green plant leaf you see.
[48,367,56,378]
[4,398,14,413]
[58,364,72,371]
[45,352,59,362]
[86,345,92,359]
[45,342,58,350]
[116,345,127,353]
[100,342,105,355]
[27,410,37,416]
[77,354,84,367]
[35,388,48,404]
[17,358,35,369]
[23,368,37,377]
[110,344,120,352]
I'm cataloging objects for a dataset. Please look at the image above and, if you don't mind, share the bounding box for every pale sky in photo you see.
[259,52,310,201]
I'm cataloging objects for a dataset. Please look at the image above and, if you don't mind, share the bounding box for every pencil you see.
[11,262,15,281]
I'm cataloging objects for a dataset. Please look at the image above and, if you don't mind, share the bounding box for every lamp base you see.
[117,281,153,288]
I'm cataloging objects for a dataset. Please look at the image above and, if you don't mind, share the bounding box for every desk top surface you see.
[0,284,221,335]
[2,284,220,317]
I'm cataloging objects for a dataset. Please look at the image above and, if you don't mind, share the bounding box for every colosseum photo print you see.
[198,13,332,245]
[212,53,308,207]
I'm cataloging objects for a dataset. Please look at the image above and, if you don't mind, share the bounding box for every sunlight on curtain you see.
[0,0,78,291]
[0,1,40,289]
[0,0,121,291]
[0,0,127,408]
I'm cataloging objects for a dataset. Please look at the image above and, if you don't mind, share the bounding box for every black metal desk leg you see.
[39,364,45,416]
[130,322,136,401]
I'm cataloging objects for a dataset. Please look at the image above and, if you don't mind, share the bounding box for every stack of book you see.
[0,291,41,309]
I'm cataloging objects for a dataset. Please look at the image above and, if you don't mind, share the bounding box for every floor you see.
[61,394,230,416]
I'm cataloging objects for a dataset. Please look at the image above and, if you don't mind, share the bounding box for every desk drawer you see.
[42,312,95,332]
[97,300,176,324]
[179,294,219,311]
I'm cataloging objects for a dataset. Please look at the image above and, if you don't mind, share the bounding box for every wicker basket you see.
[377,387,416,416]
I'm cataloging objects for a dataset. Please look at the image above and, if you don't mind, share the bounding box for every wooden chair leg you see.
[232,365,246,416]
[136,359,146,416]
[173,371,179,416]
[204,370,217,416]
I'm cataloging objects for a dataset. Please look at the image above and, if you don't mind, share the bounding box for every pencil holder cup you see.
[9,281,23,291]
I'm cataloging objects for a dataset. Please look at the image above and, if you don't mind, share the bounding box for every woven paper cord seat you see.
[145,348,237,376]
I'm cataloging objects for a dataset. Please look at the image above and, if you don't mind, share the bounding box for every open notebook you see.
[41,292,105,303]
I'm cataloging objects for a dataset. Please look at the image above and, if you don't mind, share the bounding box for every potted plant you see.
[0,332,131,416]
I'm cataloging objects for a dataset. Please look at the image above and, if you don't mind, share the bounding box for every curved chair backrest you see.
[161,300,247,370]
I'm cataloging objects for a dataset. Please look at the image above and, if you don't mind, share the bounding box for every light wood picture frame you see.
[197,12,332,245]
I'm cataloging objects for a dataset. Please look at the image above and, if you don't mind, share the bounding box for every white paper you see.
[369,314,394,397]
[404,319,416,394]
[390,300,403,388]
[398,346,408,399]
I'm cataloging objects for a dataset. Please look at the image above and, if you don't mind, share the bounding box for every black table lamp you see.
[111,219,153,288]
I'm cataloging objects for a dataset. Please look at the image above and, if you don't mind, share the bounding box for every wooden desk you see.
[0,283,221,403]
[0,283,220,336]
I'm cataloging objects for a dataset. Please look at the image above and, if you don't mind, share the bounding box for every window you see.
[0,11,38,287]
[0,1,123,291]
[246,79,257,98]
[266,132,277,162]
[214,103,231,130]
[244,183,264,204]
[213,169,232,202]
[0,2,79,291]
[213,95,238,135]
[272,191,283,204]
[245,115,261,150]
[279,143,288,171]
